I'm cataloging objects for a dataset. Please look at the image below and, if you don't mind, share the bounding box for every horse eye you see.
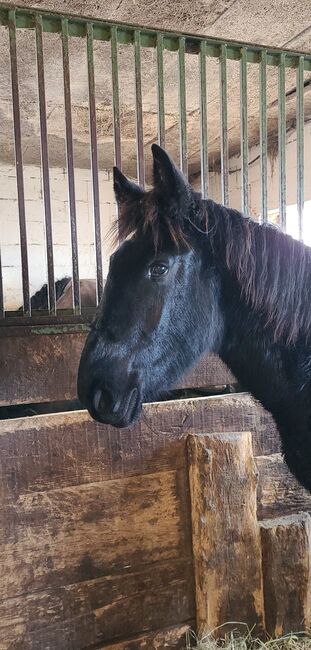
[149,262,169,278]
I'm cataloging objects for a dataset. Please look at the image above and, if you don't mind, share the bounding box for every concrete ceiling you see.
[0,0,311,182]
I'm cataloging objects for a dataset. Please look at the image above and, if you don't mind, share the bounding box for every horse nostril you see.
[93,387,113,415]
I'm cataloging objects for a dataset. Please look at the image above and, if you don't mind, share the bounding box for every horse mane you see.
[205,199,311,345]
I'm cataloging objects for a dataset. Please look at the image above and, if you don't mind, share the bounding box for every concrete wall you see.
[206,121,311,244]
[1,166,116,310]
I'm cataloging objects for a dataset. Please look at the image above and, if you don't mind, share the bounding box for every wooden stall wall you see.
[1,328,311,648]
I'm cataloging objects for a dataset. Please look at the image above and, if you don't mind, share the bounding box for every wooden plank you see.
[99,624,192,649]
[0,328,235,406]
[0,562,194,649]
[0,470,192,600]
[0,395,280,502]
[260,513,311,636]
[256,453,311,520]
[187,432,264,633]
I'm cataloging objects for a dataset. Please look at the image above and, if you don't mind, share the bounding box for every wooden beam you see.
[187,431,264,634]
[260,513,311,636]
[256,453,311,520]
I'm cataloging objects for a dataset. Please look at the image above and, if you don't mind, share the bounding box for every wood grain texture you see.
[0,562,194,649]
[0,328,235,406]
[256,454,311,520]
[188,432,264,634]
[99,623,192,649]
[260,513,311,636]
[0,469,192,600]
[0,395,280,503]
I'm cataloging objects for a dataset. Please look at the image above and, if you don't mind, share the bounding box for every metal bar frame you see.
[156,32,165,148]
[259,49,268,222]
[134,29,145,187]
[199,40,208,199]
[87,21,103,303]
[35,13,56,314]
[297,55,304,242]
[1,3,310,326]
[8,9,31,316]
[111,26,121,169]
[178,36,187,177]
[278,52,286,230]
[0,4,310,69]
[220,43,229,206]
[240,47,248,214]
[61,17,81,313]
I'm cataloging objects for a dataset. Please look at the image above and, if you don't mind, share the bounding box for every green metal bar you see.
[178,36,187,177]
[35,13,56,315]
[134,30,145,187]
[0,4,310,69]
[240,47,248,214]
[259,50,268,222]
[297,55,304,242]
[156,33,165,148]
[220,43,229,206]
[111,26,121,169]
[8,9,31,316]
[87,22,103,303]
[199,40,208,199]
[278,52,286,231]
[61,17,81,314]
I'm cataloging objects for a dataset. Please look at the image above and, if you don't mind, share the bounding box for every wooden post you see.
[260,513,311,636]
[187,431,264,634]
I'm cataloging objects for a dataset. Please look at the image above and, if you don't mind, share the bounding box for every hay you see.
[185,625,311,650]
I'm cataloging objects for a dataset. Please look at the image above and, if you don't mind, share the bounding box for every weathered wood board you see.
[0,400,198,648]
[0,391,310,647]
[0,327,235,406]
[188,432,264,633]
[260,513,311,636]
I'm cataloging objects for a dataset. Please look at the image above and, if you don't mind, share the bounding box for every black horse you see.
[78,144,311,493]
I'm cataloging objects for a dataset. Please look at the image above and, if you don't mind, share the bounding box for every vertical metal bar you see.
[87,22,103,304]
[278,52,286,231]
[156,33,165,148]
[240,47,248,214]
[178,36,188,177]
[0,248,4,318]
[134,30,145,188]
[111,26,121,169]
[297,56,304,242]
[259,50,268,222]
[35,14,56,314]
[220,44,229,206]
[199,40,208,199]
[8,9,30,316]
[61,17,80,313]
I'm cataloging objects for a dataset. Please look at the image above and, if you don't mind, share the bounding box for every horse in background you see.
[23,278,97,311]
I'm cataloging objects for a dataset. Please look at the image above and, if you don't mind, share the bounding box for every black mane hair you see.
[205,200,311,345]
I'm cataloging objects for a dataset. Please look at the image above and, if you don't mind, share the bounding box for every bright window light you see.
[268,201,311,248]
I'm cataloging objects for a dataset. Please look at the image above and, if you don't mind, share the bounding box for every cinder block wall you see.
[1,166,116,309]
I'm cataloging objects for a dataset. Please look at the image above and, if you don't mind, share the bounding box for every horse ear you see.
[151,144,188,200]
[113,167,144,205]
